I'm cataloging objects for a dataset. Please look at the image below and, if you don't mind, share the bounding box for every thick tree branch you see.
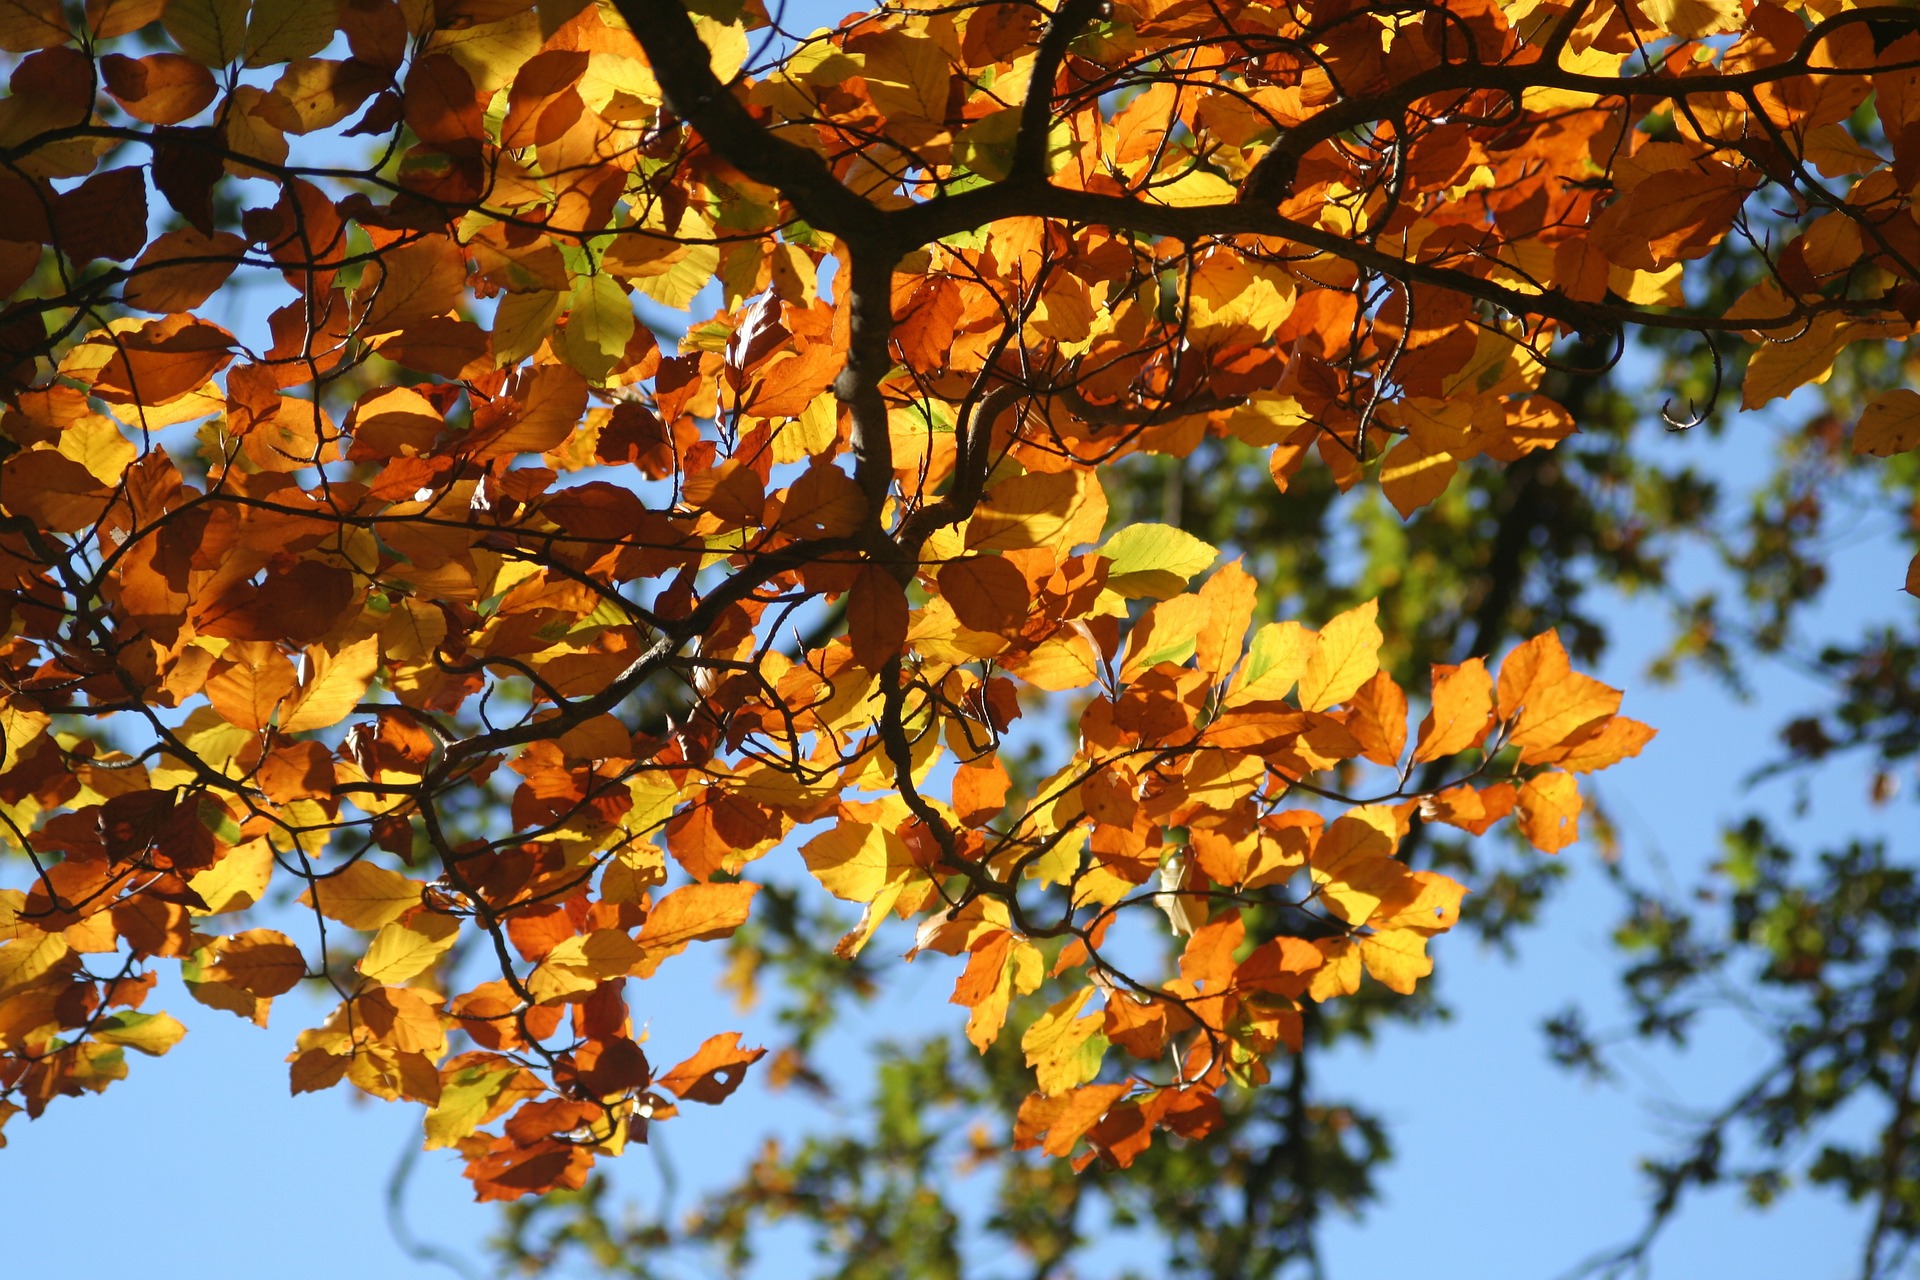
[609,0,888,241]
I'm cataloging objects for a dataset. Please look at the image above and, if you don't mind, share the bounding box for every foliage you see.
[0,0,1917,1272]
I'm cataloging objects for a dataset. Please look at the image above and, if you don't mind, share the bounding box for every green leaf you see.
[1102,523,1219,599]
[243,0,342,66]
[423,1066,518,1149]
[163,0,248,67]
[560,274,635,383]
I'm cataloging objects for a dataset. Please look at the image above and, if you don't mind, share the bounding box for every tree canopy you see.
[1,0,1918,1272]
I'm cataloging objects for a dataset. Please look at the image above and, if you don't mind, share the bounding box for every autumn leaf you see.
[1021,988,1108,1097]
[1515,771,1583,853]
[656,1032,765,1104]
[1101,524,1219,599]
[1412,659,1493,763]
[204,929,306,997]
[632,882,758,978]
[359,914,460,985]
[1297,601,1382,712]
[92,1011,188,1056]
[303,861,423,932]
[279,634,380,734]
[938,555,1032,633]
[1854,390,1920,457]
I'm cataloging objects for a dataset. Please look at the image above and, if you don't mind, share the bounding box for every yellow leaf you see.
[0,698,50,767]
[1297,600,1382,712]
[1854,389,1920,457]
[860,30,950,128]
[1021,988,1107,1097]
[187,838,275,915]
[1633,0,1744,39]
[800,821,895,903]
[1742,312,1860,410]
[1004,629,1102,691]
[1309,806,1408,926]
[303,860,422,931]
[962,936,1043,1052]
[1307,937,1361,1001]
[93,1010,188,1056]
[968,469,1108,554]
[1358,928,1433,995]
[0,932,67,998]
[1148,168,1236,207]
[1228,620,1314,705]
[358,913,460,985]
[280,634,380,734]
[423,1066,520,1149]
[1119,595,1206,682]
[491,290,562,368]
[541,929,643,982]
[693,14,748,82]
[1371,870,1470,933]
[56,415,136,485]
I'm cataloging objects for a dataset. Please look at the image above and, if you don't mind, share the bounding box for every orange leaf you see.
[84,315,236,406]
[778,459,866,539]
[952,756,1010,826]
[632,882,759,977]
[1556,716,1656,774]
[1196,559,1257,682]
[1344,670,1408,767]
[280,634,380,734]
[656,1031,765,1104]
[204,643,297,731]
[1515,771,1582,853]
[1412,658,1493,763]
[1496,631,1622,763]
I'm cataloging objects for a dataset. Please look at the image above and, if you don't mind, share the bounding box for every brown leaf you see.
[848,565,908,670]
[150,127,225,235]
[937,554,1031,633]
[122,229,247,314]
[54,168,148,264]
[205,928,306,997]
[656,1031,765,1104]
[101,53,218,125]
